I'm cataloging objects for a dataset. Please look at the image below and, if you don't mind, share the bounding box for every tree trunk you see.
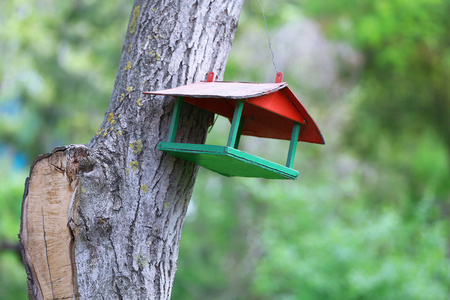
[19,0,244,298]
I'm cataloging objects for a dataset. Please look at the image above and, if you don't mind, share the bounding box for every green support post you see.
[234,118,245,149]
[227,100,245,148]
[167,97,183,142]
[286,122,301,168]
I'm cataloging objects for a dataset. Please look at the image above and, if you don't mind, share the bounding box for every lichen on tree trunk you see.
[19,0,244,298]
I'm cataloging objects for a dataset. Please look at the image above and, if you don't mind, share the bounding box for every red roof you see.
[143,81,324,144]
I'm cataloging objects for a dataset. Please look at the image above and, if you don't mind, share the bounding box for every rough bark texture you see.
[19,0,244,299]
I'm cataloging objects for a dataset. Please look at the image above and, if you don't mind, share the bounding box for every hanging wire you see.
[256,0,279,75]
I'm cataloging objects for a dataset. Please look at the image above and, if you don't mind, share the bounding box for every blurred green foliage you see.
[302,0,450,201]
[0,0,449,299]
[0,0,129,298]
[0,158,28,299]
[0,0,129,159]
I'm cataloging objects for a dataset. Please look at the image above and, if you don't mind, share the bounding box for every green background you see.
[1,0,449,299]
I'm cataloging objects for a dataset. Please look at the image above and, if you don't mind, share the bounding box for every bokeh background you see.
[1,0,449,299]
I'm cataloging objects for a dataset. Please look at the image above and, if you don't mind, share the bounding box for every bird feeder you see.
[143,72,324,180]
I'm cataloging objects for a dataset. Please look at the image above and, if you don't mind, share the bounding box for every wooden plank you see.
[227,100,245,148]
[167,97,183,143]
[159,142,299,180]
[286,122,301,168]
[234,117,245,149]
[143,81,287,99]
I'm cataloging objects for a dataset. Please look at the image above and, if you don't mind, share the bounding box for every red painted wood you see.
[207,72,215,82]
[275,72,283,83]
[247,92,305,125]
[143,81,325,144]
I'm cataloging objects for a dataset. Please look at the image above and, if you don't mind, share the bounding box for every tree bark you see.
[19,0,244,298]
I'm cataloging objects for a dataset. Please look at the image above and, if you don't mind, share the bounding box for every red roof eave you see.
[143,81,325,145]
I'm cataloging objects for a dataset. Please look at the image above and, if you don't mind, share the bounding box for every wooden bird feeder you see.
[143,72,324,180]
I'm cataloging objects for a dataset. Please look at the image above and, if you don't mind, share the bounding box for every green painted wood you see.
[159,142,299,180]
[167,97,183,142]
[286,122,301,168]
[227,100,244,148]
[234,117,245,149]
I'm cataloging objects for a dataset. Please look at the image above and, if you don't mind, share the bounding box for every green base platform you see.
[159,142,299,180]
